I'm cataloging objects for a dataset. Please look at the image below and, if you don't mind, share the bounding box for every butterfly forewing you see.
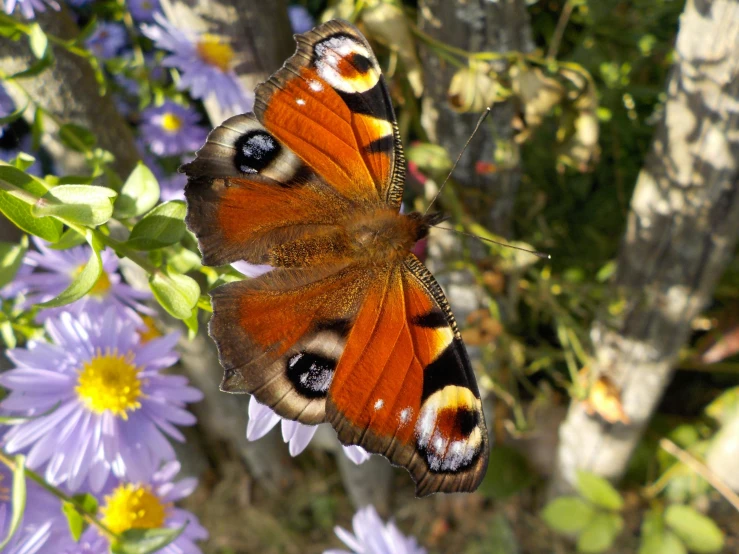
[255,19,405,207]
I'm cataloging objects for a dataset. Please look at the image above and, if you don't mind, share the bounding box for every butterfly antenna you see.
[434,225,551,260]
[424,107,492,215]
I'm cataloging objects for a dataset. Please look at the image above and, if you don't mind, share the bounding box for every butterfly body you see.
[183,19,489,496]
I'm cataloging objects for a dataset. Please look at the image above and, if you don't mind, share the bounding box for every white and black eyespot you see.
[414,385,484,473]
[234,130,280,174]
[286,351,335,399]
[313,34,378,94]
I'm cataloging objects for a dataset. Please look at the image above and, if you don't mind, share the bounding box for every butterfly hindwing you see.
[326,255,489,496]
[254,19,405,208]
[209,263,370,424]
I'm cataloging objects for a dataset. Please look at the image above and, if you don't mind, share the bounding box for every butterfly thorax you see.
[346,210,437,266]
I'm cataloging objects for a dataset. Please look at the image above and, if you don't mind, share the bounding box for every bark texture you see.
[0,6,139,177]
[418,0,534,236]
[551,0,739,494]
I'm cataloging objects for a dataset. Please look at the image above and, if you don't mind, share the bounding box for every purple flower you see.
[325,505,427,554]
[0,447,69,554]
[3,0,59,19]
[159,171,187,201]
[7,237,152,322]
[140,101,208,157]
[288,5,314,34]
[247,396,371,464]
[0,309,203,492]
[54,461,207,554]
[141,13,253,113]
[86,23,127,59]
[128,0,160,22]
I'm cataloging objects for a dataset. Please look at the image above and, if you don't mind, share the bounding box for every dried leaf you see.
[584,375,630,424]
[448,63,499,113]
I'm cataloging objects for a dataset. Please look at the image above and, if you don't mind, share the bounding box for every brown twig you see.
[547,0,575,60]
[659,438,739,512]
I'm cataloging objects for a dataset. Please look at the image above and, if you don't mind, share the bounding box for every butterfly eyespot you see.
[234,130,280,174]
[286,351,336,398]
[415,385,484,473]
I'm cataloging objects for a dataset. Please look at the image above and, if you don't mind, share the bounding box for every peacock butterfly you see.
[182,19,489,496]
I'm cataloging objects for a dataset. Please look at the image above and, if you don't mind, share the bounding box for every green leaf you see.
[0,236,27,289]
[541,496,595,534]
[32,185,117,226]
[183,306,198,338]
[478,446,535,499]
[167,244,202,274]
[71,493,99,515]
[61,501,87,542]
[0,100,27,126]
[575,470,624,511]
[639,531,688,554]
[0,320,16,348]
[0,166,62,242]
[127,201,186,251]
[49,227,87,250]
[665,505,724,553]
[114,163,161,219]
[31,106,43,151]
[59,123,96,153]
[28,23,48,59]
[112,524,187,554]
[149,268,199,320]
[39,231,103,308]
[0,455,27,550]
[577,512,623,553]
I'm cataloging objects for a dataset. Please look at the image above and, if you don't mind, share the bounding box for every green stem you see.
[0,450,119,542]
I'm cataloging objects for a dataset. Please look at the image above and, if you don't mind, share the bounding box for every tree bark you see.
[418,0,533,236]
[551,0,739,495]
[0,6,139,177]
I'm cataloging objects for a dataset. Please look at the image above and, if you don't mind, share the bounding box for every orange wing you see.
[182,113,356,267]
[327,255,489,496]
[208,262,370,424]
[254,19,405,208]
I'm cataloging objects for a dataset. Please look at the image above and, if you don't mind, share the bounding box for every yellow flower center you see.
[138,316,162,344]
[160,112,183,133]
[196,35,234,72]
[100,484,170,535]
[76,349,142,419]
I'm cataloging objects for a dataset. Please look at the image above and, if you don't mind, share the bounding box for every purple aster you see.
[140,101,208,157]
[86,22,127,59]
[0,440,70,554]
[247,396,371,464]
[6,237,152,322]
[54,461,207,554]
[141,13,253,113]
[0,309,203,492]
[159,171,187,201]
[128,0,160,22]
[325,505,427,554]
[288,5,314,34]
[3,0,59,19]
